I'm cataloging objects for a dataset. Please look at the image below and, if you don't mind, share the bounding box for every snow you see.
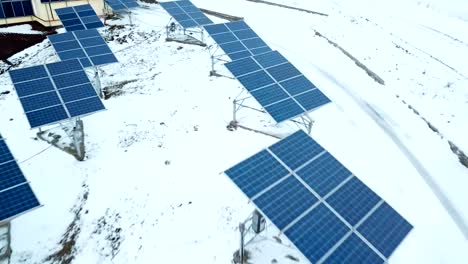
[0,0,468,263]
[0,24,43,35]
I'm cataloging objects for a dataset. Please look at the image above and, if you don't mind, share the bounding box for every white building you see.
[0,0,105,27]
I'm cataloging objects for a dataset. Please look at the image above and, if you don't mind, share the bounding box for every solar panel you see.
[55,4,103,32]
[160,0,213,29]
[9,59,106,128]
[48,29,118,68]
[225,50,331,123]
[204,21,272,60]
[0,135,40,222]
[225,130,413,263]
[105,0,139,11]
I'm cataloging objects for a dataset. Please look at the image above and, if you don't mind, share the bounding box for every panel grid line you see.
[43,65,72,118]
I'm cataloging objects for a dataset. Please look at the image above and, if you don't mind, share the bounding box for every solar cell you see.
[0,183,40,222]
[105,0,139,11]
[225,50,331,123]
[55,4,103,32]
[204,21,272,60]
[224,130,413,263]
[48,29,118,68]
[0,136,40,222]
[160,0,212,29]
[9,59,106,128]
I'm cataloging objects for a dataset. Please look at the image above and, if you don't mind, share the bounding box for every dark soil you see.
[0,21,57,61]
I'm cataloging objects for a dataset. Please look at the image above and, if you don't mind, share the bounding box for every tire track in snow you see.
[318,68,468,241]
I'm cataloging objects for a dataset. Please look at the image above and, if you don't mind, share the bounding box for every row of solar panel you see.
[225,50,331,122]
[0,0,33,18]
[160,1,212,29]
[55,4,103,32]
[48,29,118,68]
[205,21,271,60]
[0,135,40,222]
[9,59,106,128]
[105,0,139,11]
[225,130,413,263]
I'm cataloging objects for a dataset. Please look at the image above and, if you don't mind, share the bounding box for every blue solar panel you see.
[0,136,40,222]
[357,202,413,257]
[55,4,103,32]
[0,141,14,164]
[225,150,289,198]
[224,130,412,263]
[237,71,274,92]
[48,29,118,68]
[0,183,40,222]
[225,50,331,123]
[296,152,351,197]
[254,176,318,230]
[326,177,381,226]
[9,59,106,128]
[324,234,384,264]
[204,21,271,60]
[250,84,289,106]
[105,0,139,11]
[285,204,350,263]
[160,0,212,29]
[0,161,27,190]
[269,127,324,170]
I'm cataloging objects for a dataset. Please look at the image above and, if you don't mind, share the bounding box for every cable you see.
[19,145,53,164]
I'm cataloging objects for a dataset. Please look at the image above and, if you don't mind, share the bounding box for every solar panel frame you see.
[48,29,118,68]
[55,4,104,32]
[0,136,40,222]
[225,50,331,123]
[204,21,272,60]
[224,130,413,264]
[9,59,106,129]
[159,0,213,29]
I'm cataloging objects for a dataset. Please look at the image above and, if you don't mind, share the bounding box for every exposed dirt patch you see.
[45,183,89,264]
[103,79,139,99]
[0,21,56,60]
[93,210,123,259]
[246,0,328,16]
[400,97,468,169]
[313,30,385,85]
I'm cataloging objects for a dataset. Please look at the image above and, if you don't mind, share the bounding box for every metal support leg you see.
[94,67,103,98]
[239,223,245,264]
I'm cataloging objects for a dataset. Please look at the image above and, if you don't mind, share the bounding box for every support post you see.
[72,119,85,161]
[233,99,237,124]
[129,11,133,26]
[94,67,103,98]
[239,222,245,264]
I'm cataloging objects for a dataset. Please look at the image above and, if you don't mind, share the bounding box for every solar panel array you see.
[48,29,118,68]
[224,50,331,123]
[55,4,104,32]
[9,59,106,128]
[0,0,33,19]
[203,21,272,60]
[0,134,40,222]
[225,130,413,263]
[160,0,213,29]
[105,0,139,11]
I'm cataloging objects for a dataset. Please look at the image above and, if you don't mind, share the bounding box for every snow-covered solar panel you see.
[8,59,106,128]
[224,130,413,263]
[0,134,40,222]
[160,0,213,29]
[48,29,118,68]
[105,0,139,11]
[225,50,331,123]
[204,21,272,60]
[55,4,103,32]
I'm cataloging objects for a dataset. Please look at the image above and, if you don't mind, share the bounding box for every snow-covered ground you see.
[0,0,467,263]
[0,24,43,35]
